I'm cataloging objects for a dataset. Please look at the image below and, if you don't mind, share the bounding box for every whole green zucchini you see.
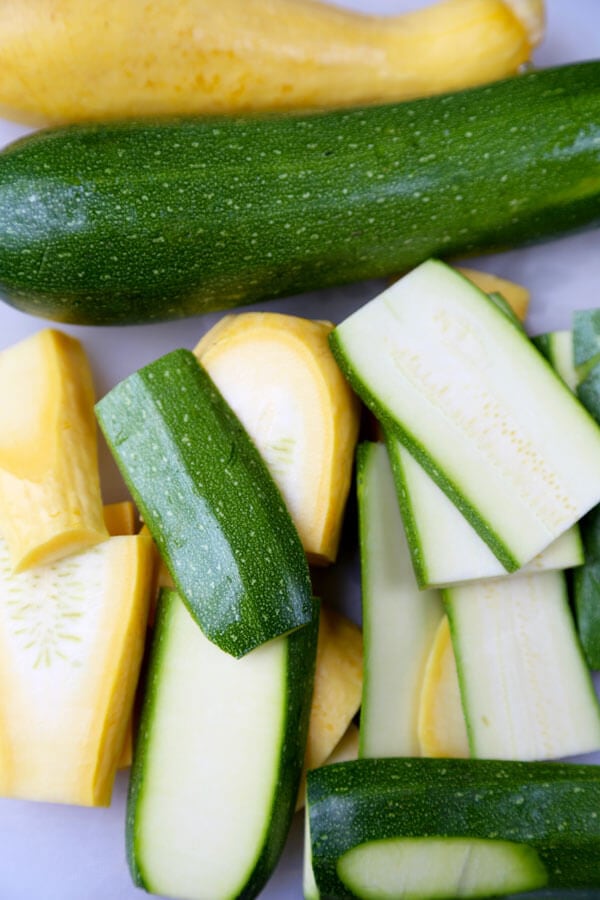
[1,62,600,325]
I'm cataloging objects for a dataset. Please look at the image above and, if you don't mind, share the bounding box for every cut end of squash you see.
[0,328,108,571]
[504,0,546,47]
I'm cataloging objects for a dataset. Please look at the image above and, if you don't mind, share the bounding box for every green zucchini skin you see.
[96,349,312,657]
[307,758,600,897]
[127,590,319,899]
[1,62,600,324]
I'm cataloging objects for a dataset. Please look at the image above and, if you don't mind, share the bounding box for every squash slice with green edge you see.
[195,312,360,566]
[0,532,153,805]
[127,589,318,900]
[330,259,600,572]
[0,329,108,572]
[445,569,600,760]
[96,349,313,657]
[357,441,443,758]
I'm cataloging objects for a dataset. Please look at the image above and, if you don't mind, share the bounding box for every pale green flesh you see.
[388,436,583,588]
[545,330,578,392]
[446,570,600,760]
[135,593,286,900]
[336,837,547,900]
[358,442,443,758]
[303,805,320,900]
[333,260,600,569]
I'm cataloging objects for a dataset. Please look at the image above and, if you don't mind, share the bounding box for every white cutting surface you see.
[0,2,599,898]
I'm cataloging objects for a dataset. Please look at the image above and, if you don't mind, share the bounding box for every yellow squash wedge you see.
[0,0,544,124]
[102,503,139,770]
[0,533,153,805]
[457,266,531,322]
[299,604,362,795]
[417,615,470,759]
[0,329,108,572]
[103,501,137,537]
[195,313,360,565]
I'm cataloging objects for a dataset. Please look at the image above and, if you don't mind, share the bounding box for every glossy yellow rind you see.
[195,313,360,565]
[0,534,153,805]
[305,605,362,768]
[418,615,470,758]
[103,501,137,536]
[457,266,531,322]
[0,0,542,124]
[0,329,108,571]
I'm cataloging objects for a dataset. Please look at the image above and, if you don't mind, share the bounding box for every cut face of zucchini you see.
[128,589,318,900]
[331,260,600,571]
[357,442,443,758]
[96,349,313,657]
[307,757,600,895]
[445,570,600,760]
[337,836,547,900]
[387,434,583,588]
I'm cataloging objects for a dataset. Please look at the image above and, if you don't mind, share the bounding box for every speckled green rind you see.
[307,758,600,897]
[127,590,319,898]
[1,62,600,324]
[382,433,429,588]
[574,311,600,381]
[96,349,312,657]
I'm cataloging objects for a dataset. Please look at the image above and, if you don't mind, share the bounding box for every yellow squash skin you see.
[0,0,543,124]
[457,266,531,322]
[195,313,360,565]
[0,533,153,806]
[296,604,363,808]
[0,330,108,572]
[418,615,470,758]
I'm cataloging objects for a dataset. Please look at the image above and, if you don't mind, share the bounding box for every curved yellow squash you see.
[418,615,470,758]
[0,0,544,124]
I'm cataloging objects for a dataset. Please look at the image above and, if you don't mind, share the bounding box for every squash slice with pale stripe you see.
[0,532,153,805]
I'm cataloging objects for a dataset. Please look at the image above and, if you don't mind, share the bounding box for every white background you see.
[0,2,599,898]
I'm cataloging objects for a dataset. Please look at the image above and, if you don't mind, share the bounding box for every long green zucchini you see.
[307,758,600,897]
[0,62,600,324]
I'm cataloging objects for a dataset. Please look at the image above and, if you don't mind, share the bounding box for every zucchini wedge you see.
[307,757,600,896]
[128,589,318,900]
[331,260,600,571]
[357,442,443,758]
[96,349,313,657]
[445,570,600,760]
[386,433,583,588]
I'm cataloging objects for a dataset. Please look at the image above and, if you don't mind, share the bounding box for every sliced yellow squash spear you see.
[0,531,153,805]
[0,330,108,572]
[195,313,360,565]
[418,615,470,758]
[0,0,544,124]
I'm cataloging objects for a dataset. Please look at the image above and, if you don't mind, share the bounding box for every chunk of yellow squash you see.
[0,0,543,124]
[0,329,108,572]
[103,501,137,536]
[195,313,360,565]
[295,603,362,808]
[417,615,470,758]
[0,533,153,805]
[456,266,531,322]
